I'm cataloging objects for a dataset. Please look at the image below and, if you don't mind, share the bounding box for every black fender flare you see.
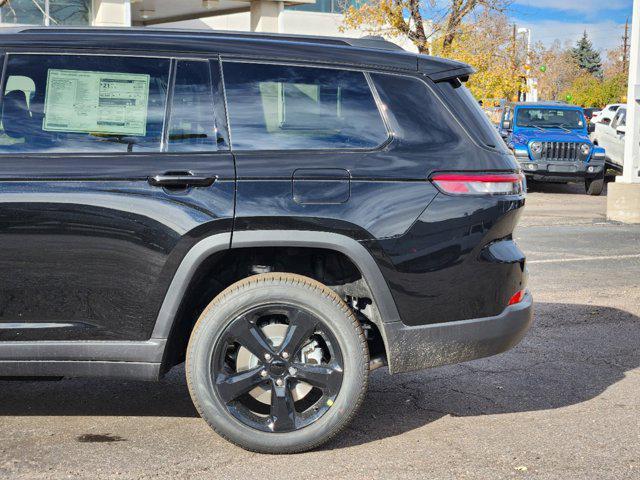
[151,229,402,361]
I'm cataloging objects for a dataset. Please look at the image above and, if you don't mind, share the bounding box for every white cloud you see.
[519,19,626,52]
[513,0,630,14]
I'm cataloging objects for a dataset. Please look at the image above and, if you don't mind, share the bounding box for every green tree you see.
[571,31,603,77]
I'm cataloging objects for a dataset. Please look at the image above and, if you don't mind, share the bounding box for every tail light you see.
[508,289,526,306]
[431,173,525,196]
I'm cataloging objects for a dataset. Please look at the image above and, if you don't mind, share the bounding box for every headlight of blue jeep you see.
[530,141,542,154]
[580,143,591,156]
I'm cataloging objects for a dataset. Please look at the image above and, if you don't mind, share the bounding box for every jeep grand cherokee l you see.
[0,27,533,453]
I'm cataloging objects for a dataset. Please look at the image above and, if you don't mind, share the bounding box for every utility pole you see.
[623,17,630,75]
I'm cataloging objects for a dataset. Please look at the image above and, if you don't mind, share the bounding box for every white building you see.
[0,0,417,51]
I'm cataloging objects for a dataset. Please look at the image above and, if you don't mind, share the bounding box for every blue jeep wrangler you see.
[499,102,607,195]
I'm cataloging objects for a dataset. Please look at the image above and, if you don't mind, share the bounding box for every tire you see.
[585,173,605,196]
[186,273,369,454]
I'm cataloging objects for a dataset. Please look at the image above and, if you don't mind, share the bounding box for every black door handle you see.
[148,173,217,188]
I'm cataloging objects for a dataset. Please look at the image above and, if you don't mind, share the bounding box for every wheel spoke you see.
[226,316,274,359]
[216,367,265,403]
[270,383,296,432]
[279,309,317,356]
[293,362,343,395]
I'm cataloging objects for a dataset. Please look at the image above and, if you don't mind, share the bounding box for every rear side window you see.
[435,80,509,153]
[222,62,388,150]
[0,54,170,153]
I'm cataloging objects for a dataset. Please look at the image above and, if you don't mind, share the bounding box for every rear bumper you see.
[384,291,533,374]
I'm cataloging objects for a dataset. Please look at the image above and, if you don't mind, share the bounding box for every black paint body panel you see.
[0,30,527,359]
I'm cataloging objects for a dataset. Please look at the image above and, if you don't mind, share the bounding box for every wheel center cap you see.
[269,359,287,376]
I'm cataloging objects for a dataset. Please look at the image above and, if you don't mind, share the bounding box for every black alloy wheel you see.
[186,273,369,453]
[212,304,344,433]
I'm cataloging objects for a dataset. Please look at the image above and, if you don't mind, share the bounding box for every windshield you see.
[515,108,585,130]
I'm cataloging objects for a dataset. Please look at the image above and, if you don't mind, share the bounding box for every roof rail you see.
[9,26,405,52]
[342,36,405,51]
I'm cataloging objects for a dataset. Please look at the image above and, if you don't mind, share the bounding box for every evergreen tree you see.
[571,31,603,77]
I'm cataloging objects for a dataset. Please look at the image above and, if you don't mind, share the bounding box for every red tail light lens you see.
[508,289,526,306]
[431,173,525,196]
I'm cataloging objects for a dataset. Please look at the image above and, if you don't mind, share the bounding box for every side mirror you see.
[616,125,627,135]
[501,120,512,131]
[602,118,611,125]
[588,123,596,133]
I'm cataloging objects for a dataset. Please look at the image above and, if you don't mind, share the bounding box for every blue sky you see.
[510,0,634,52]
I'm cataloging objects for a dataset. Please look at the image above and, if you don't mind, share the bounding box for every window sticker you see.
[43,69,150,136]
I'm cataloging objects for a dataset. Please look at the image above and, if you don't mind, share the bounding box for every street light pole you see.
[607,0,640,223]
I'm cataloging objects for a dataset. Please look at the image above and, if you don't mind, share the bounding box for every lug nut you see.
[282,351,289,359]
[260,370,268,378]
[275,378,284,387]
[264,353,272,361]
[288,367,297,376]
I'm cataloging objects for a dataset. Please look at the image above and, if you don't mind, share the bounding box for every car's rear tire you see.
[585,173,605,196]
[186,273,369,454]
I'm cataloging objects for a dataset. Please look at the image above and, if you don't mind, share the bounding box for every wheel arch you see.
[152,230,402,372]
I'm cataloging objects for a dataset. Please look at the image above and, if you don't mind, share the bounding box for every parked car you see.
[499,102,607,195]
[591,103,623,125]
[591,106,626,169]
[0,27,532,454]
[582,107,598,122]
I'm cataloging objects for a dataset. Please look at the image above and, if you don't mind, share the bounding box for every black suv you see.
[0,28,532,453]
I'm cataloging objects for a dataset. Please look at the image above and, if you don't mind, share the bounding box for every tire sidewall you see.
[187,276,368,453]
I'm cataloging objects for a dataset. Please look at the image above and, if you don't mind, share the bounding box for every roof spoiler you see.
[417,55,476,82]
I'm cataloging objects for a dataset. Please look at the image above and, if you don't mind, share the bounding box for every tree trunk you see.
[442,0,479,51]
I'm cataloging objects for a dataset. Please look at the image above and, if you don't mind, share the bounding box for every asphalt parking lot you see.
[1,182,639,480]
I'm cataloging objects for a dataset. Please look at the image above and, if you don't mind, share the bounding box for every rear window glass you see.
[435,80,508,152]
[0,54,170,153]
[222,62,388,150]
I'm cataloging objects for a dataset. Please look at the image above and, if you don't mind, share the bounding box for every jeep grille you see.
[540,142,579,161]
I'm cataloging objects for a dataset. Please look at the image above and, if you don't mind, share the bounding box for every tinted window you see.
[222,62,388,150]
[0,54,170,153]
[167,60,227,152]
[515,108,585,130]
[435,80,508,152]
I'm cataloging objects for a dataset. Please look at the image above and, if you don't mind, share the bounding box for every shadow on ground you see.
[0,302,637,450]
[528,178,613,195]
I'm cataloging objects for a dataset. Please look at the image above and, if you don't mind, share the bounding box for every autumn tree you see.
[430,11,525,102]
[531,40,581,101]
[341,0,512,54]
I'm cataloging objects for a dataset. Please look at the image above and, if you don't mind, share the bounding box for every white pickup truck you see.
[590,106,626,170]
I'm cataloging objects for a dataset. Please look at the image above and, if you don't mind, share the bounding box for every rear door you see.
[608,108,626,166]
[0,52,234,342]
